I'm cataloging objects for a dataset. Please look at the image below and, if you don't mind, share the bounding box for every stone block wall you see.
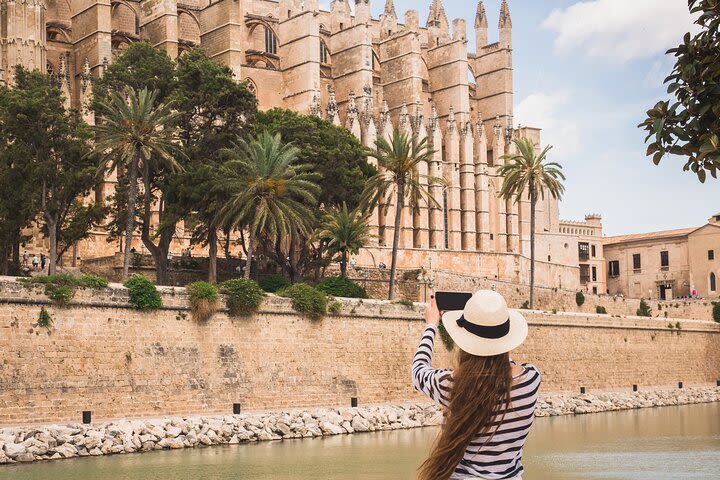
[0,280,718,426]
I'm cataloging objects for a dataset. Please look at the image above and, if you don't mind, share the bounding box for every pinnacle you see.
[427,0,449,29]
[383,0,397,19]
[475,1,488,29]
[499,0,512,28]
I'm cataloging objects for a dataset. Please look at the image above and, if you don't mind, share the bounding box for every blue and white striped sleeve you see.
[411,325,452,407]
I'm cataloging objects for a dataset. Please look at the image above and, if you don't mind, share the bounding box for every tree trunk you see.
[223,228,231,260]
[340,250,348,278]
[288,235,298,283]
[46,218,58,276]
[0,237,9,276]
[388,183,405,300]
[244,229,255,279]
[208,228,218,284]
[529,185,537,310]
[123,155,139,281]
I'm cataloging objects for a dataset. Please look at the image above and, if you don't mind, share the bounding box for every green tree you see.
[169,48,256,283]
[253,108,375,209]
[92,87,180,281]
[499,138,565,309]
[217,132,321,279]
[318,203,373,278]
[0,67,101,275]
[639,1,720,182]
[363,130,442,300]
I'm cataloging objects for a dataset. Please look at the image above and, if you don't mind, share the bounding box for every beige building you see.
[2,0,604,290]
[604,213,720,300]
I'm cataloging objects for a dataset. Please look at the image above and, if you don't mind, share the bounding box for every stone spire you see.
[346,91,362,139]
[326,86,340,126]
[429,104,439,133]
[355,0,371,24]
[380,0,398,37]
[475,1,488,49]
[310,91,322,117]
[499,0,512,47]
[447,106,456,134]
[362,84,374,126]
[399,102,410,133]
[426,0,449,36]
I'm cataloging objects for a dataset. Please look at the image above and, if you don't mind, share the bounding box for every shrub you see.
[575,291,585,307]
[402,269,422,281]
[279,283,328,320]
[328,301,342,315]
[124,275,162,311]
[394,299,414,308]
[221,279,265,317]
[438,321,455,352]
[45,284,74,306]
[258,275,291,293]
[596,306,608,315]
[713,303,720,323]
[38,307,53,330]
[520,301,530,310]
[131,253,143,268]
[187,281,219,322]
[316,276,368,299]
[76,274,109,289]
[636,299,652,317]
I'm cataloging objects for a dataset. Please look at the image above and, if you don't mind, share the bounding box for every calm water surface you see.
[4,403,719,480]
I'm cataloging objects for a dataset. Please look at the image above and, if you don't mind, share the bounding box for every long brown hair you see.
[418,350,513,480]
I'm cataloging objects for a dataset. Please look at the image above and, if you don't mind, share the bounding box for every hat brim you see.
[441,309,528,357]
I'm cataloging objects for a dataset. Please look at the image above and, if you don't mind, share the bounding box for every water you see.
[4,403,719,480]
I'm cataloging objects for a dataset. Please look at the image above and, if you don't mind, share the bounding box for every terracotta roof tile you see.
[603,227,696,246]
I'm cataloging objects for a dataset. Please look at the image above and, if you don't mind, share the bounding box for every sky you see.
[320,0,719,236]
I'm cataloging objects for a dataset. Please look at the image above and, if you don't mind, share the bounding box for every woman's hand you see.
[424,296,441,327]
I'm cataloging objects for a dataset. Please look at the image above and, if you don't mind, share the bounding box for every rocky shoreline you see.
[1,386,718,465]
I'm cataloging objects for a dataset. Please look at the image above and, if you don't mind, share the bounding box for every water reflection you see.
[4,403,719,480]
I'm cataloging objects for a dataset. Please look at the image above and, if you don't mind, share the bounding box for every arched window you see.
[319,40,330,64]
[135,15,140,35]
[264,27,278,55]
[711,273,716,292]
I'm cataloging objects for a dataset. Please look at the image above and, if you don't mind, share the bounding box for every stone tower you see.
[0,0,47,85]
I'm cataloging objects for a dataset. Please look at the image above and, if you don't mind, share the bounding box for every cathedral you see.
[0,0,606,292]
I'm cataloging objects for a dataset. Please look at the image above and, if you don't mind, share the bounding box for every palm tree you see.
[318,203,373,278]
[93,87,180,281]
[363,130,444,300]
[499,137,565,309]
[217,132,321,279]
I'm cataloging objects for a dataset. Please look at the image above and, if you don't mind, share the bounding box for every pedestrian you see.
[415,291,539,480]
[32,255,40,272]
[22,250,29,267]
[40,254,46,272]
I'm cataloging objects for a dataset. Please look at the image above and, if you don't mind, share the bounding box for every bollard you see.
[633,384,638,392]
[233,403,241,415]
[678,382,683,389]
[351,397,358,408]
[82,411,92,425]
[580,387,586,394]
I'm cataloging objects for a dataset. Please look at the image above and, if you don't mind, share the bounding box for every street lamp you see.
[417,267,435,303]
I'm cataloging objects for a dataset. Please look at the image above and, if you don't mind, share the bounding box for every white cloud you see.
[543,0,698,62]
[515,92,581,158]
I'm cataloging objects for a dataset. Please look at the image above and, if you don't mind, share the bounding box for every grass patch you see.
[596,306,608,315]
[187,281,219,322]
[37,307,53,330]
[221,279,265,317]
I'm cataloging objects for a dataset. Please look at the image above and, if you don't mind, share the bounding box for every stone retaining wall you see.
[0,279,718,426]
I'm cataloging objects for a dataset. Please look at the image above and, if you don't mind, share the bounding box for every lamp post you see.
[417,268,435,303]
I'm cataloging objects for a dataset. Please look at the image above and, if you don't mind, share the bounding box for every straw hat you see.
[441,290,528,357]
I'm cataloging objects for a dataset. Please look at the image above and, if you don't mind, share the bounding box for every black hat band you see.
[456,316,511,339]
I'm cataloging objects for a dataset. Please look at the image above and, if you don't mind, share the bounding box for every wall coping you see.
[1,278,719,333]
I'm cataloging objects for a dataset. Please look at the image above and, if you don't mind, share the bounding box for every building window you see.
[490,233,494,241]
[443,190,449,250]
[592,266,597,282]
[633,254,641,272]
[579,242,590,261]
[548,255,551,262]
[591,245,596,258]
[135,16,140,35]
[320,40,330,64]
[709,250,715,261]
[580,265,590,285]
[264,27,278,55]
[609,260,620,277]
[660,251,669,270]
[711,272,717,292]
[592,286,598,295]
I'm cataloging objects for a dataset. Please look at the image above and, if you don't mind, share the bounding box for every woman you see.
[413,290,541,480]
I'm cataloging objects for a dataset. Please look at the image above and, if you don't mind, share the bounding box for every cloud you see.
[515,92,581,158]
[543,0,698,62]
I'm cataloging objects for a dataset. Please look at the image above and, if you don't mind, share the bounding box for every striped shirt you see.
[412,325,541,480]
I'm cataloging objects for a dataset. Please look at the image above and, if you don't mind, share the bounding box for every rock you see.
[55,443,78,458]
[165,426,182,438]
[4,443,26,458]
[319,422,344,436]
[274,422,291,437]
[351,417,370,432]
[15,453,35,463]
